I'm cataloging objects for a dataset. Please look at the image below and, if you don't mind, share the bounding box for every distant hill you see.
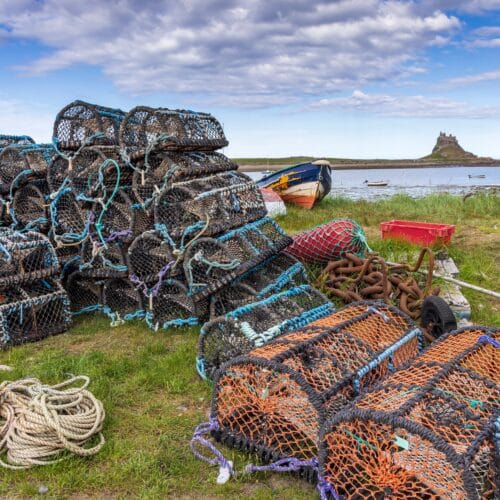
[422,132,478,161]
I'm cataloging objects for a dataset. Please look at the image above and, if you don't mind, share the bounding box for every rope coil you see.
[0,375,105,469]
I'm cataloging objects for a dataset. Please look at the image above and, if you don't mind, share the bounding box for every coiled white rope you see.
[0,375,105,469]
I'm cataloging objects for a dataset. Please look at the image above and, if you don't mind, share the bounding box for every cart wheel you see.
[421,296,457,339]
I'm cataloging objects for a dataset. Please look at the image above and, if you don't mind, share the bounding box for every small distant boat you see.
[468,174,486,179]
[256,160,332,209]
[259,188,286,218]
[364,180,389,187]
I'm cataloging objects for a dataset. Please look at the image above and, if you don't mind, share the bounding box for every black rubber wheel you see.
[421,296,457,339]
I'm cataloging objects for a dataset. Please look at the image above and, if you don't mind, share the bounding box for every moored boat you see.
[364,180,389,187]
[468,174,486,179]
[256,160,332,209]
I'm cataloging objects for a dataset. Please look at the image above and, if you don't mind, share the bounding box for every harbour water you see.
[247,165,500,200]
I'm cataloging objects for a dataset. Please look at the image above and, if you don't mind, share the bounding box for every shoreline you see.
[237,160,500,172]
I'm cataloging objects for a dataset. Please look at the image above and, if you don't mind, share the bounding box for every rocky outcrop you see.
[429,132,476,160]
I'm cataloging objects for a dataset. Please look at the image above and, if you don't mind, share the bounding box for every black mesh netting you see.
[319,326,499,499]
[53,100,126,150]
[0,229,59,287]
[0,144,54,194]
[11,180,50,233]
[197,284,334,380]
[119,106,228,158]
[0,278,71,348]
[183,217,293,301]
[208,252,309,319]
[0,135,34,149]
[79,238,128,278]
[102,277,144,324]
[47,146,133,197]
[132,152,237,207]
[154,172,266,240]
[65,270,103,315]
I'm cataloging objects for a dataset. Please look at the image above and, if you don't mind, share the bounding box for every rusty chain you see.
[316,247,440,319]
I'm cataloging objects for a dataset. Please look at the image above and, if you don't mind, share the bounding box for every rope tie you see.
[0,375,105,469]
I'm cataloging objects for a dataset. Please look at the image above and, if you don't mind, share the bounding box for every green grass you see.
[0,193,498,497]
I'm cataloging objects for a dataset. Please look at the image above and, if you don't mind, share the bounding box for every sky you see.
[0,0,500,159]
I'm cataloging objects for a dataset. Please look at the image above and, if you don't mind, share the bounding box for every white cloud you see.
[0,0,461,107]
[446,69,500,86]
[309,90,500,118]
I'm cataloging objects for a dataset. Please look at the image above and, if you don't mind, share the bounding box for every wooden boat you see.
[364,180,389,187]
[259,187,286,217]
[468,174,486,179]
[257,160,332,209]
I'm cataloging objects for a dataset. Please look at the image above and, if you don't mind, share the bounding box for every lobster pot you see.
[0,279,71,348]
[208,252,309,319]
[154,172,266,240]
[0,196,9,226]
[197,285,334,380]
[127,230,183,284]
[0,229,59,287]
[119,106,228,158]
[92,189,152,244]
[146,279,198,330]
[0,135,34,149]
[11,180,50,233]
[102,277,144,324]
[319,326,499,499]
[183,217,292,301]
[49,190,89,247]
[53,100,125,150]
[287,219,368,265]
[80,238,128,277]
[202,303,422,470]
[65,271,103,315]
[132,152,238,206]
[47,146,133,196]
[0,144,54,194]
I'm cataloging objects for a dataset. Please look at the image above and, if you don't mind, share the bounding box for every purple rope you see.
[317,476,341,500]
[150,261,174,297]
[190,419,234,474]
[130,274,149,296]
[105,229,131,243]
[244,456,317,474]
[477,335,500,348]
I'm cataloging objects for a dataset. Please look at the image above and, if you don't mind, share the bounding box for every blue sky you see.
[0,0,499,158]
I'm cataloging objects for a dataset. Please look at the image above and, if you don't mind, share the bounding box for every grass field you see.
[0,193,498,498]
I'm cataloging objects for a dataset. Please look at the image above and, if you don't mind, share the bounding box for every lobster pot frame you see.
[0,144,54,194]
[49,190,89,247]
[53,100,125,150]
[0,135,34,149]
[132,152,238,206]
[183,218,293,301]
[92,189,152,245]
[197,285,334,380]
[102,277,145,324]
[146,279,198,331]
[0,279,71,348]
[319,326,499,499]
[127,230,182,284]
[11,180,50,233]
[0,229,59,287]
[208,253,309,319]
[197,303,422,475]
[154,172,266,240]
[47,146,133,196]
[0,196,9,226]
[120,107,228,158]
[65,271,103,315]
[80,238,128,278]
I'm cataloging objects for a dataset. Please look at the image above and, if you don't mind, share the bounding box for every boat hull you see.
[257,161,332,209]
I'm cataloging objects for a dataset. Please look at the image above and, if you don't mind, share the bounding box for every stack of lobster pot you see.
[47,100,332,334]
[0,228,71,348]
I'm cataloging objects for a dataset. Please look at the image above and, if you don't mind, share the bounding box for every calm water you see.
[247,165,500,200]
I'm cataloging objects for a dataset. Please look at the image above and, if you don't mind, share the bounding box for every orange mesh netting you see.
[319,326,499,499]
[193,302,423,478]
